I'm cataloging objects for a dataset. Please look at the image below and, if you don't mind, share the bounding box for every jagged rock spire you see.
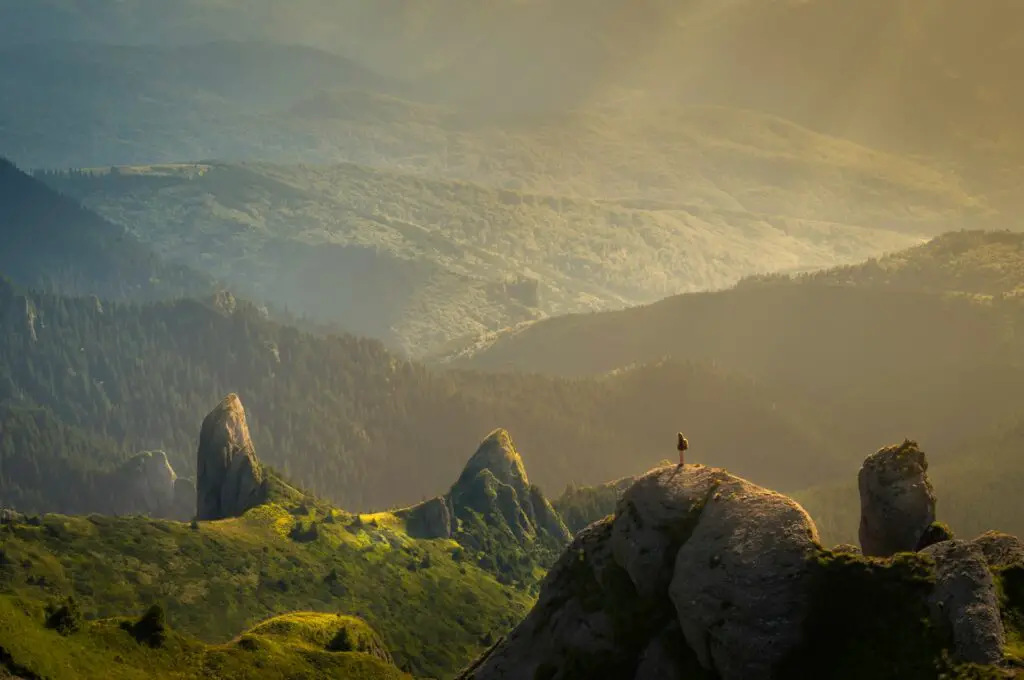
[195,393,267,520]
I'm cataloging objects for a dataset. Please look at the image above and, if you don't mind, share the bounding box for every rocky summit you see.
[404,428,570,548]
[195,393,267,521]
[458,449,1024,680]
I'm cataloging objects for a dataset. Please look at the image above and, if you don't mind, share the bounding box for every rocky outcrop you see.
[400,495,453,540]
[858,439,936,557]
[414,428,570,549]
[671,477,821,679]
[195,394,267,521]
[459,442,1024,680]
[972,531,1024,569]
[921,540,1006,666]
[460,464,820,680]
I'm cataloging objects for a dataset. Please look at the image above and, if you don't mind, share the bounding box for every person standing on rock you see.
[677,432,688,466]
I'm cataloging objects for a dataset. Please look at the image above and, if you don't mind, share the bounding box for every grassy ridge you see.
[0,500,532,678]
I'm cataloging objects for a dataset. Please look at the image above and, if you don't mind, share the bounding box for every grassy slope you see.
[42,158,923,356]
[0,598,410,680]
[0,498,532,679]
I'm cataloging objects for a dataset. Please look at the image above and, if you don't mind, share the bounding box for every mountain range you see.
[3,2,1024,677]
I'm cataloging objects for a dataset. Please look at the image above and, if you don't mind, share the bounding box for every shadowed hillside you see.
[0,158,209,301]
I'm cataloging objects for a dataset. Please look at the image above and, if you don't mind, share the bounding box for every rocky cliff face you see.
[460,448,1024,680]
[858,439,936,557]
[195,393,267,521]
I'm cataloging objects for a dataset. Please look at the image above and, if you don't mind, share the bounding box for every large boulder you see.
[670,477,820,679]
[610,465,730,600]
[456,519,648,680]
[460,465,820,680]
[195,393,267,521]
[858,440,936,557]
[921,540,1006,665]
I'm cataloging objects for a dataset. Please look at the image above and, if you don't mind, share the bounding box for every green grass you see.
[0,595,411,680]
[0,501,533,679]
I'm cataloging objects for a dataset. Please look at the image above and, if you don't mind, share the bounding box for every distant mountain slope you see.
[3,1,1022,165]
[0,158,209,300]
[743,230,1024,297]
[0,276,839,516]
[40,161,924,355]
[450,232,1024,473]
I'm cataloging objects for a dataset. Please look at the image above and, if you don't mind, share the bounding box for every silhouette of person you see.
[677,432,688,466]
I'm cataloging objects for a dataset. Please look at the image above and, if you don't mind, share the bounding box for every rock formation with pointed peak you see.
[195,393,267,521]
[400,428,571,583]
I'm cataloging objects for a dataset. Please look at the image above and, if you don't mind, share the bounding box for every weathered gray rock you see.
[858,440,936,557]
[195,394,267,521]
[670,477,820,680]
[462,465,821,680]
[632,623,690,680]
[972,531,1024,569]
[921,539,1005,665]
[400,496,452,539]
[458,518,640,680]
[610,465,729,599]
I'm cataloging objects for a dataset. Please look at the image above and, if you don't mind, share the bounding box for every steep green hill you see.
[39,160,923,356]
[0,275,838,516]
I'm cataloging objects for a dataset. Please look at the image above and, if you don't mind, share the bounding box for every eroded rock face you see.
[671,478,820,679]
[858,440,936,557]
[457,519,650,680]
[611,465,730,600]
[972,531,1024,569]
[401,496,452,540]
[196,394,267,521]
[461,465,820,680]
[921,540,1006,665]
